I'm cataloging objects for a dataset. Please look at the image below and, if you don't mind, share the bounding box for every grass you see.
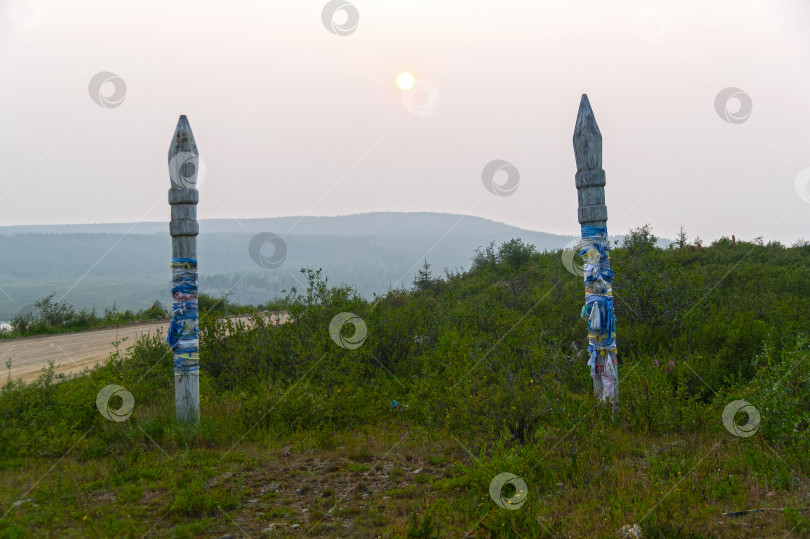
[0,419,807,537]
[0,234,809,536]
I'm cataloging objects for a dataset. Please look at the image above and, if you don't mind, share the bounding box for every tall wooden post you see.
[573,95,619,416]
[167,115,200,424]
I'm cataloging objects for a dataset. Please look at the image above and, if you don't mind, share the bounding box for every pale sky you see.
[1,0,809,243]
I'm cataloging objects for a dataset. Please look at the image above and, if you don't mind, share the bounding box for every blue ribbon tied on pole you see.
[579,225,618,379]
[167,257,199,373]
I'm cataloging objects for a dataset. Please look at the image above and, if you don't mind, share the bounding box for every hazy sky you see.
[1,0,809,243]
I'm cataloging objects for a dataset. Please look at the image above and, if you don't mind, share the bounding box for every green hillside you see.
[0,212,581,320]
[0,227,808,537]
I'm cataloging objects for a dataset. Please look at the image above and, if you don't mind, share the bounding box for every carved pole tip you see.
[168,115,199,189]
[574,94,601,141]
[169,115,198,161]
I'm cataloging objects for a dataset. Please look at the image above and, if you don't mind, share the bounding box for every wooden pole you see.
[167,115,200,424]
[573,95,619,416]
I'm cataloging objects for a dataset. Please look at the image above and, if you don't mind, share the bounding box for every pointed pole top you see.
[169,115,198,160]
[574,95,601,140]
[573,94,602,172]
[168,115,199,190]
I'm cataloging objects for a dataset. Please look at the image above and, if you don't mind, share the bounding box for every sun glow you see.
[396,72,415,91]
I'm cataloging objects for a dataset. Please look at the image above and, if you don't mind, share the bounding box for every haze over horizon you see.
[0,211,594,319]
[1,0,809,245]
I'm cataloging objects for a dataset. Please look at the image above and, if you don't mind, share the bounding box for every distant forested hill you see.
[0,212,590,319]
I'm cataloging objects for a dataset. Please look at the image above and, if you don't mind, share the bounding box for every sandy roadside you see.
[0,312,289,383]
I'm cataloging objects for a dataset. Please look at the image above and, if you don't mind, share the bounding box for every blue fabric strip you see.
[579,225,617,353]
[167,258,199,373]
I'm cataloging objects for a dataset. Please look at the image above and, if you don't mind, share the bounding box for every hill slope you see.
[0,212,582,318]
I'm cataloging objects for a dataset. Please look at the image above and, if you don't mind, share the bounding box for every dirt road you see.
[0,313,288,383]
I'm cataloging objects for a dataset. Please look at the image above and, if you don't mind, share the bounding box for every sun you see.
[396,72,415,91]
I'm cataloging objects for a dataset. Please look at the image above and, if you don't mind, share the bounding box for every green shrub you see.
[727,335,810,453]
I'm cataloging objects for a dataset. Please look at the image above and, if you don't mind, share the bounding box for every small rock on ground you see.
[618,523,642,538]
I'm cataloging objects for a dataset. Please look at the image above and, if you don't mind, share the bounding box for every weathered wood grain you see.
[168,115,200,424]
[573,94,607,228]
